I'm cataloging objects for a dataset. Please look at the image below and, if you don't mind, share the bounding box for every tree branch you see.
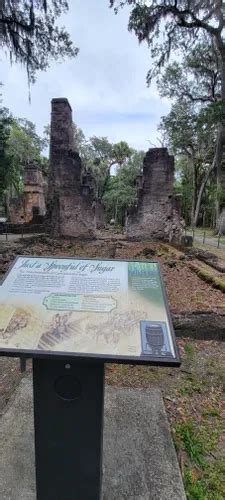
[159,4,219,36]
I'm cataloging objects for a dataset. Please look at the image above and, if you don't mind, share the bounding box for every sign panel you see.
[0,257,180,365]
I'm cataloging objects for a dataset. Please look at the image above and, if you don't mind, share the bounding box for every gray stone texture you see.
[47,98,96,238]
[125,148,184,241]
[0,377,186,500]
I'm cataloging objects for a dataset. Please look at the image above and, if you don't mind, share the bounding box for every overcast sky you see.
[1,0,169,151]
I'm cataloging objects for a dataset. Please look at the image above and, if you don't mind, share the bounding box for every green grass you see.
[175,419,207,467]
[174,416,225,499]
[179,379,203,396]
[202,406,220,418]
[184,469,206,500]
[184,343,195,358]
[184,460,225,500]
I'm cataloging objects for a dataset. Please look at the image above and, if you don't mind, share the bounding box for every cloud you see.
[0,0,169,151]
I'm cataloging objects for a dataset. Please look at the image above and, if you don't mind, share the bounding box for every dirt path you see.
[1,235,225,313]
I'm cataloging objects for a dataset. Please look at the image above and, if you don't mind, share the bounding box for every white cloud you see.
[0,0,170,150]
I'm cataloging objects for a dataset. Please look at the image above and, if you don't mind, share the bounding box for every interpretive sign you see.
[0,256,181,500]
[0,256,180,364]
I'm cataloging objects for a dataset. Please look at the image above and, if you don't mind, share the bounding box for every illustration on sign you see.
[0,257,179,363]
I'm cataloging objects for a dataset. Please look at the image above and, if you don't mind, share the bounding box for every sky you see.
[1,0,170,151]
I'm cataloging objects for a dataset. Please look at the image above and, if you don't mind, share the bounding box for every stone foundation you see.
[125,148,184,241]
[47,98,96,238]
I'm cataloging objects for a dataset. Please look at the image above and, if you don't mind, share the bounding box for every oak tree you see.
[110,0,225,229]
[0,0,78,82]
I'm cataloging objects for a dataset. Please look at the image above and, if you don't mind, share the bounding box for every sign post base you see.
[33,358,104,500]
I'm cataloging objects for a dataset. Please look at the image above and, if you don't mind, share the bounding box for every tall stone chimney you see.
[125,148,183,241]
[47,98,96,238]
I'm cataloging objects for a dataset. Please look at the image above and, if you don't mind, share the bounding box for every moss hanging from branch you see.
[0,1,79,83]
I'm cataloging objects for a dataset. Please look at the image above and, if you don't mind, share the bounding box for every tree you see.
[157,43,221,227]
[89,139,133,202]
[173,157,193,226]
[72,124,87,157]
[81,136,114,201]
[0,116,48,207]
[69,123,143,222]
[103,149,144,224]
[74,133,134,203]
[0,105,12,203]
[0,1,78,82]
[11,118,48,160]
[7,117,47,171]
[111,140,133,167]
[157,43,220,104]
[160,100,216,227]
[110,1,225,227]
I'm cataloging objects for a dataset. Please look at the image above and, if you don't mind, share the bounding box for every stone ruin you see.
[125,148,184,241]
[8,161,46,223]
[47,98,97,238]
[47,98,183,242]
[7,97,183,242]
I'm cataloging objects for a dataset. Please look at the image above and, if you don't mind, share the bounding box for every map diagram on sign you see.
[0,257,180,364]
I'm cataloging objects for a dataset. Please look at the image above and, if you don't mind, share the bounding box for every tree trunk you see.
[4,192,10,219]
[191,159,197,227]
[193,161,215,227]
[215,47,225,231]
[114,198,118,223]
[202,210,206,228]
[215,124,225,222]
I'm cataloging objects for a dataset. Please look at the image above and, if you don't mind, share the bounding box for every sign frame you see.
[0,255,181,366]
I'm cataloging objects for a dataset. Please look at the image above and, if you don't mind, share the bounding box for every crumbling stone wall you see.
[125,148,184,241]
[8,162,46,223]
[47,98,96,238]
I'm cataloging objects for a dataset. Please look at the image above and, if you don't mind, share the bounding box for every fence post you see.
[6,223,8,241]
[203,231,206,244]
[218,234,221,249]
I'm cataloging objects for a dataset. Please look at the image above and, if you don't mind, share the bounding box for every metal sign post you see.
[33,358,104,500]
